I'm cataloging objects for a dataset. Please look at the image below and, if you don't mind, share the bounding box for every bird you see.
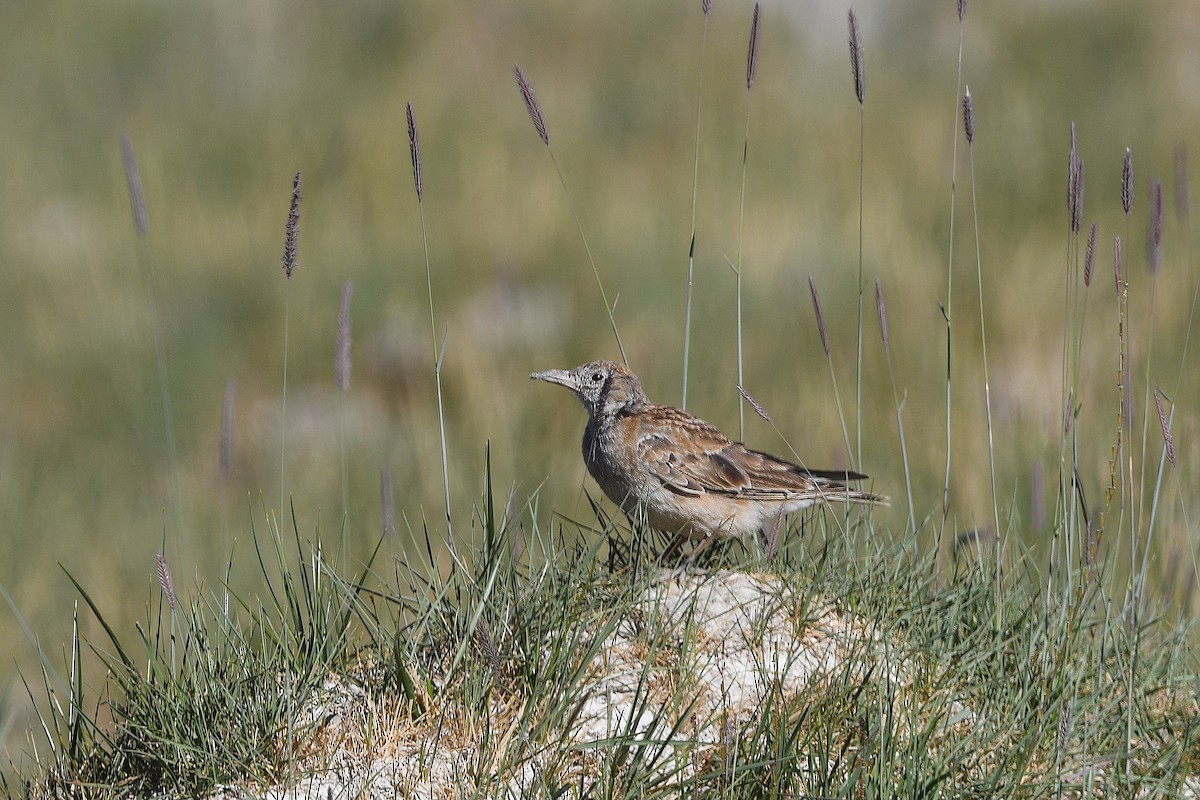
[531,360,885,558]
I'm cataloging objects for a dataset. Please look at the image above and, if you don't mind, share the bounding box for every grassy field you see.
[1,0,1198,791]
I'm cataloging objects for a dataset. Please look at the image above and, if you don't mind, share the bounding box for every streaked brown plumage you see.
[531,360,885,551]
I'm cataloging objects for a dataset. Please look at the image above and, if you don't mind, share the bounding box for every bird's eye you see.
[591,372,604,382]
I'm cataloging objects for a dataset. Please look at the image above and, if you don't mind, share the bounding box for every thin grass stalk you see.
[849,9,865,470]
[279,172,301,528]
[941,0,968,546]
[875,280,915,531]
[406,103,455,548]
[734,2,760,440]
[1135,178,1164,574]
[220,377,235,557]
[682,1,712,410]
[513,66,626,365]
[121,134,184,539]
[336,281,353,534]
[963,88,1001,625]
[809,277,853,464]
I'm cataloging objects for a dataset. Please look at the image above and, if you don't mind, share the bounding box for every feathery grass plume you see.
[961,87,975,144]
[848,10,864,105]
[808,276,830,359]
[380,465,395,538]
[958,0,967,21]
[736,384,772,424]
[764,510,783,561]
[1148,177,1163,272]
[406,103,422,204]
[1153,388,1177,466]
[702,0,711,14]
[1084,222,1098,287]
[513,65,549,146]
[1122,147,1133,216]
[282,173,301,279]
[155,552,177,611]
[336,281,353,392]
[1175,143,1189,219]
[120,133,147,238]
[875,279,889,351]
[220,379,235,479]
[1067,124,1084,234]
[747,3,760,90]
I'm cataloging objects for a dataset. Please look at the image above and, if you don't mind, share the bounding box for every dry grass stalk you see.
[282,172,301,279]
[1122,147,1133,216]
[747,4,761,91]
[961,87,974,144]
[875,278,889,351]
[808,276,831,358]
[1114,235,1123,294]
[848,10,863,104]
[1153,388,1176,466]
[1084,222,1098,288]
[513,65,549,146]
[156,552,177,611]
[120,132,147,238]
[736,384,772,424]
[220,378,235,479]
[1148,177,1163,272]
[406,102,423,203]
[337,281,353,392]
[1175,143,1190,219]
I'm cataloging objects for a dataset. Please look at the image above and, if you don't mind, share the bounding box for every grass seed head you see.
[747,4,761,91]
[808,276,831,358]
[513,65,549,146]
[962,86,975,144]
[1084,222,1098,287]
[406,102,423,203]
[848,10,864,104]
[120,132,147,238]
[1122,146,1133,215]
[282,172,301,279]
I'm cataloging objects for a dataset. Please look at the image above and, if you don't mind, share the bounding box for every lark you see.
[532,360,885,556]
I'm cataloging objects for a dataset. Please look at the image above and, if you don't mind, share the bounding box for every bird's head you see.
[531,360,647,420]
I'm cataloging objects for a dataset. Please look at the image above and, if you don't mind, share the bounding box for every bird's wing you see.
[633,407,816,500]
[633,405,866,502]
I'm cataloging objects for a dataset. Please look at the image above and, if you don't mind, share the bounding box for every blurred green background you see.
[1,0,1197,761]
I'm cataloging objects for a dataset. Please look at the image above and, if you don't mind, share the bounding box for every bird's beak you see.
[530,368,576,390]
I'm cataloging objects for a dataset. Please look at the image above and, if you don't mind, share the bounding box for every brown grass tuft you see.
[1122,147,1133,216]
[406,102,423,203]
[119,132,147,238]
[281,172,301,279]
[736,383,772,424]
[747,4,761,91]
[1153,388,1177,466]
[961,87,974,145]
[1084,222,1098,287]
[848,10,863,104]
[808,276,830,359]
[874,278,889,352]
[156,552,177,611]
[513,65,549,146]
[1067,123,1083,234]
[1148,177,1163,272]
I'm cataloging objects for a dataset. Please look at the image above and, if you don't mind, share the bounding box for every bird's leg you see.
[658,531,689,565]
[682,531,719,570]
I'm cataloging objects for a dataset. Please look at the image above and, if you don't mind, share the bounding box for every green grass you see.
[1,0,1199,795]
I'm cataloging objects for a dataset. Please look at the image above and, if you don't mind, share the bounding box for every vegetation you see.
[0,0,1197,796]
